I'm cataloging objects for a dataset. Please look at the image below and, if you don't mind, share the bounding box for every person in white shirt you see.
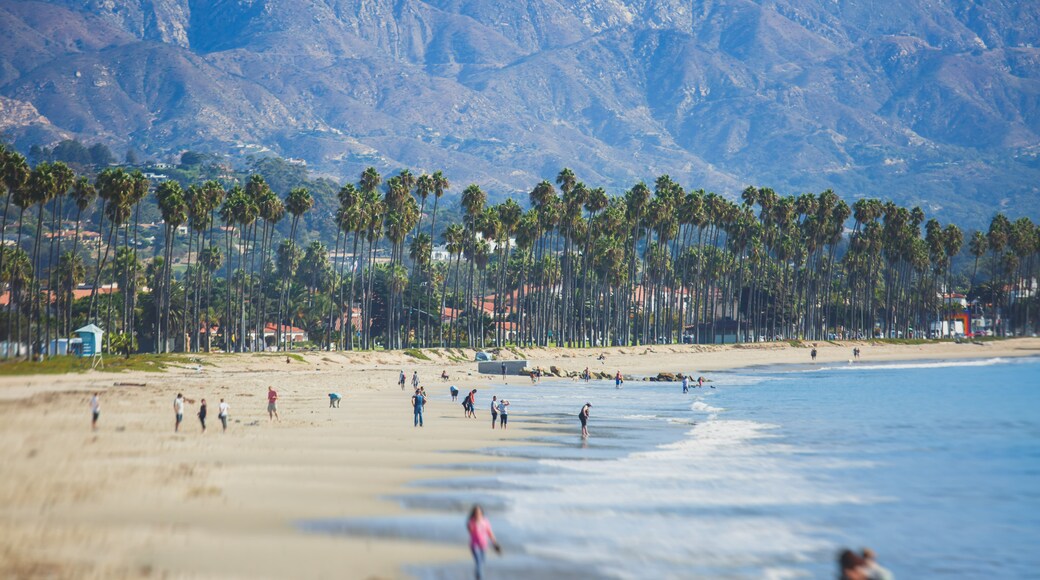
[218,398,230,432]
[174,393,185,432]
[497,399,509,429]
[90,393,100,431]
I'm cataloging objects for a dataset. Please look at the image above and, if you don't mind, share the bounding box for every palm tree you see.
[88,168,133,330]
[441,223,466,347]
[255,183,284,350]
[987,214,1012,335]
[155,181,187,352]
[2,246,33,356]
[54,251,85,337]
[277,187,313,349]
[199,245,222,352]
[0,146,30,313]
[969,230,987,291]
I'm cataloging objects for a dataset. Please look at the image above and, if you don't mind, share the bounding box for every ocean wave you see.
[821,357,1010,372]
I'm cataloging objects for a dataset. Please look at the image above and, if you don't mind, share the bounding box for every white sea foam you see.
[497,415,883,577]
[691,400,723,413]
[814,357,1011,372]
[621,413,658,420]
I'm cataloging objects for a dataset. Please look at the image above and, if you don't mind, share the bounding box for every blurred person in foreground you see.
[467,505,500,580]
[862,547,893,580]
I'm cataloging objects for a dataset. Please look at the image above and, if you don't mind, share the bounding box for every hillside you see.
[1,0,1038,225]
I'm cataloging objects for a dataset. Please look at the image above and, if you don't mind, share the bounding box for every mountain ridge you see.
[1,0,1038,225]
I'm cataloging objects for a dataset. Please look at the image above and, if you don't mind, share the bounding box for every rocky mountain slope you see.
[1,0,1038,224]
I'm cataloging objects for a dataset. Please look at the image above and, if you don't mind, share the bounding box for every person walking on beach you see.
[412,371,420,389]
[497,399,509,429]
[811,347,818,361]
[501,362,507,380]
[412,388,425,427]
[450,385,459,401]
[218,398,229,432]
[198,398,208,432]
[267,386,279,421]
[490,396,499,429]
[467,505,500,580]
[174,393,187,432]
[464,389,478,418]
[399,370,406,390]
[615,371,623,389]
[579,402,591,438]
[90,393,100,431]
[682,375,689,393]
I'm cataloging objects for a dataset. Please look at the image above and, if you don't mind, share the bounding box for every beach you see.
[1,338,1038,579]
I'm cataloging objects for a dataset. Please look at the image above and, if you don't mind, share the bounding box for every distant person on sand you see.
[399,370,406,390]
[90,393,100,431]
[442,370,450,381]
[464,390,478,418]
[450,385,459,401]
[615,371,623,389]
[501,362,507,380]
[328,393,341,408]
[853,347,861,360]
[412,371,420,389]
[491,396,499,429]
[861,547,893,580]
[218,398,229,432]
[811,347,818,361]
[174,393,187,432]
[467,504,500,580]
[198,399,208,432]
[497,399,509,429]
[412,388,425,427]
[579,403,591,438]
[267,386,279,421]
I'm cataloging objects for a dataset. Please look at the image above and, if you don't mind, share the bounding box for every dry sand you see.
[1,338,1037,579]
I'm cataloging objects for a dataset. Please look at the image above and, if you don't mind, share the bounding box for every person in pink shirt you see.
[467,504,499,580]
[267,386,279,421]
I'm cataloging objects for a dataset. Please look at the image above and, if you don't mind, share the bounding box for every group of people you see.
[462,389,479,418]
[171,392,231,433]
[490,396,509,429]
[680,375,708,393]
[399,370,421,391]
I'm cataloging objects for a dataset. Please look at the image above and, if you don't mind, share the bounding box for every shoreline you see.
[1,338,1038,579]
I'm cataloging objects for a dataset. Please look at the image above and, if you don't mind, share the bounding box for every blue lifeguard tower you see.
[75,324,104,369]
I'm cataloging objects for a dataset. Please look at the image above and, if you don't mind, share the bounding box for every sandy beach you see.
[1,338,1038,579]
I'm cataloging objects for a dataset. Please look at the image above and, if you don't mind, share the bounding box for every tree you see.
[277,187,313,349]
[155,181,187,352]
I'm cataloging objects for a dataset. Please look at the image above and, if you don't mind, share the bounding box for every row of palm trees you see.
[2,141,1038,359]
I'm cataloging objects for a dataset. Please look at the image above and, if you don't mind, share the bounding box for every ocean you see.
[303,356,1040,579]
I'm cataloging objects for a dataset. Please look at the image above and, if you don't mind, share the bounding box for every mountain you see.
[1,0,1038,225]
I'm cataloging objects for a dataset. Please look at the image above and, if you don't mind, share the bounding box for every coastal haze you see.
[2,0,1040,221]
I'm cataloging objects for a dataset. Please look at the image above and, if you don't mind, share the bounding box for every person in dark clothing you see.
[198,399,208,432]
